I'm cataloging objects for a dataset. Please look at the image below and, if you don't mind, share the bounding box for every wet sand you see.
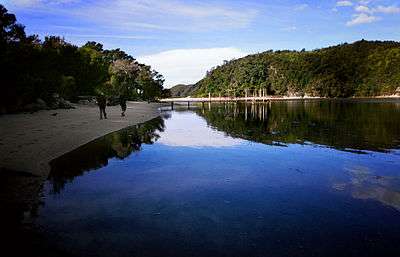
[0,102,163,177]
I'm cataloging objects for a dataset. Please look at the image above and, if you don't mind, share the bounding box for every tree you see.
[136,66,164,101]
[0,5,26,44]
[108,59,140,98]
[0,4,165,112]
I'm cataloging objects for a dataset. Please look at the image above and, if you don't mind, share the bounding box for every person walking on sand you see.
[119,94,127,117]
[96,93,107,120]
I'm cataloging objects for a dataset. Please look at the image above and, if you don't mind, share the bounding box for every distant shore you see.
[161,95,400,103]
[0,102,163,177]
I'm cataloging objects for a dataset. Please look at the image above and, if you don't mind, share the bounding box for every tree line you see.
[0,4,166,113]
[195,40,400,98]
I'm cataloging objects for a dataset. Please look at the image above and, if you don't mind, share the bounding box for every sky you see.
[2,0,400,87]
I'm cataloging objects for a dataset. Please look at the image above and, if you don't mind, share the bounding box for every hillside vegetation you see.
[0,5,165,113]
[195,40,400,98]
[169,84,198,97]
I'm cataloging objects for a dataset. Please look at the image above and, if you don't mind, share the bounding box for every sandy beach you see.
[0,102,163,177]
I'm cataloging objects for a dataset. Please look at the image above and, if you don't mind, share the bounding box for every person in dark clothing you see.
[119,94,127,117]
[96,94,107,119]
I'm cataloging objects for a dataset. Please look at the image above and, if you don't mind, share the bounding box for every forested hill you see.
[169,84,198,97]
[195,40,400,98]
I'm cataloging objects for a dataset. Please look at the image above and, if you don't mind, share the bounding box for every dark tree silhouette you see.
[0,4,165,113]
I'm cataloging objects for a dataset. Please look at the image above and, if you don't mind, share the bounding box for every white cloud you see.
[355,4,400,14]
[11,0,258,32]
[355,5,372,13]
[358,0,373,5]
[336,1,353,7]
[11,0,40,6]
[344,1,400,26]
[12,0,79,6]
[282,26,297,31]
[66,34,156,40]
[374,5,400,14]
[137,47,248,88]
[294,4,309,11]
[346,13,379,26]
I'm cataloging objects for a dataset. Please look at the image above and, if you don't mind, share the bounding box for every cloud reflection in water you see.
[158,112,244,148]
[334,166,400,211]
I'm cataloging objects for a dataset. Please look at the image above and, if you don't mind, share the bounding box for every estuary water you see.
[9,100,400,257]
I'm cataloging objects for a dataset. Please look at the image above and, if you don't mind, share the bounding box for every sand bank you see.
[0,102,163,177]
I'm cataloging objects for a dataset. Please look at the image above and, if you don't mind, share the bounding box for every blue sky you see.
[2,0,400,87]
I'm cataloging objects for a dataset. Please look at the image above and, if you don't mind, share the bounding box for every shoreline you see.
[161,95,400,103]
[0,101,164,178]
[1,97,398,177]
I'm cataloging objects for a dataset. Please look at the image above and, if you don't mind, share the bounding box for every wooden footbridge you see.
[160,96,320,109]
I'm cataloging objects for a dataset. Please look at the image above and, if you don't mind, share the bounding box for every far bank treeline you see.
[0,5,166,113]
[194,40,400,98]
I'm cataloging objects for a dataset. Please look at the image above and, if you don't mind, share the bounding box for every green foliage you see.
[0,5,164,112]
[136,65,164,101]
[108,59,140,98]
[196,40,400,98]
[169,84,197,97]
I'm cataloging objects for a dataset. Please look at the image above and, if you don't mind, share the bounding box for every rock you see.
[395,87,400,96]
[36,98,47,109]
[23,98,49,112]
[47,93,74,109]
[23,103,36,112]
[58,98,74,109]
[51,92,74,109]
[78,99,90,105]
[287,90,303,97]
[49,93,70,109]
[40,94,76,110]
[49,101,60,109]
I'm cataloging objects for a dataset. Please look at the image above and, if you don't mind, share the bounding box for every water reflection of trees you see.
[48,116,166,193]
[196,100,400,152]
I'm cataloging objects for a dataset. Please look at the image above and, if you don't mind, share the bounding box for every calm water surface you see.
[13,100,400,256]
